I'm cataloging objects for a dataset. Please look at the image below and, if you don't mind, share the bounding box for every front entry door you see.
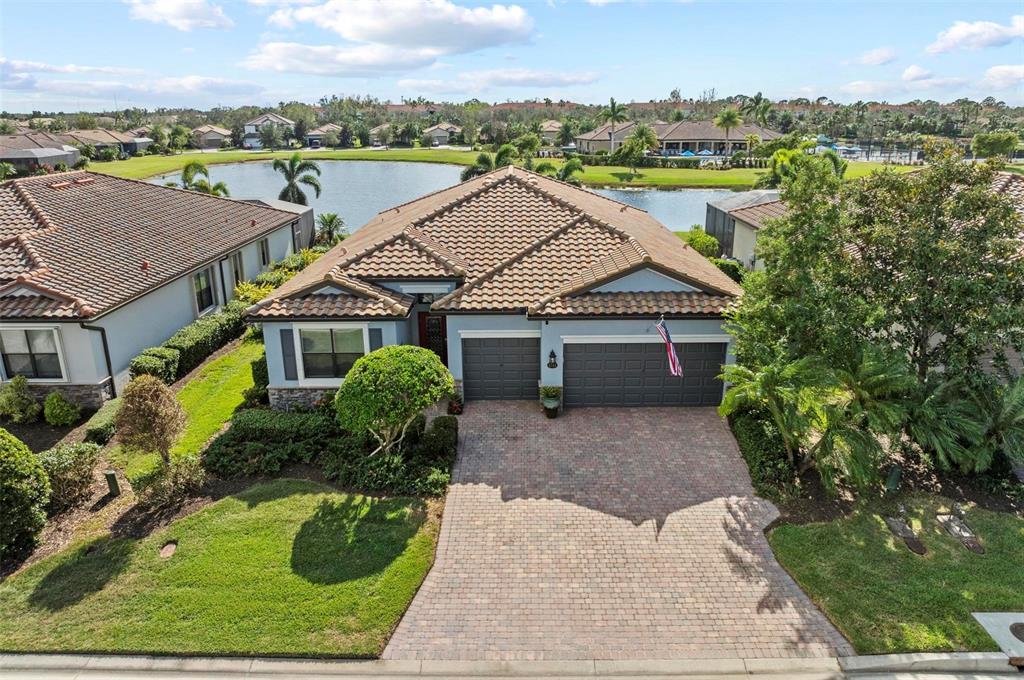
[418,312,448,365]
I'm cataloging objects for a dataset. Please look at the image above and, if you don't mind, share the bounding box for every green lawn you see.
[111,338,262,480]
[769,495,1024,654]
[90,148,907,189]
[0,479,438,656]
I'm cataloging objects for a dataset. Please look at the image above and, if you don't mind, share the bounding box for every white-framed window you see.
[258,238,271,268]
[229,250,244,289]
[192,267,216,315]
[0,327,67,382]
[294,324,369,384]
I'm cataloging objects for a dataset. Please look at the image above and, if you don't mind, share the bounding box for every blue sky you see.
[1,0,1022,113]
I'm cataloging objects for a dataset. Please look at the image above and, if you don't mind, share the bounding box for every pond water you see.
[155,160,731,233]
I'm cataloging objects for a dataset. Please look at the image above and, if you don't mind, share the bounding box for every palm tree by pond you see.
[714,108,742,155]
[599,97,630,152]
[274,153,321,205]
[534,157,585,186]
[315,212,346,246]
[459,145,519,182]
[167,160,230,196]
[0,162,16,181]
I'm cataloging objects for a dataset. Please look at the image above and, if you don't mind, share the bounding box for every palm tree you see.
[460,152,495,181]
[740,92,771,126]
[626,123,659,152]
[0,162,16,181]
[744,133,761,160]
[172,160,230,196]
[273,152,321,205]
[534,157,585,185]
[315,212,346,246]
[713,107,742,155]
[598,97,630,152]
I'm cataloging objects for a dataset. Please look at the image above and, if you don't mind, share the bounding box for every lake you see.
[155,160,731,233]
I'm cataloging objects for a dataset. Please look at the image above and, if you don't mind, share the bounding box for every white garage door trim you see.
[561,334,732,344]
[459,330,542,338]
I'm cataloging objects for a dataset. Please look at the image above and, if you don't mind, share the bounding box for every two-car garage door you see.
[563,342,726,407]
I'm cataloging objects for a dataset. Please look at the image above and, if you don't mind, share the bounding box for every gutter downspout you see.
[79,322,116,398]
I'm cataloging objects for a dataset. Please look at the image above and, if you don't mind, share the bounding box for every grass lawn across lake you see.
[0,479,439,656]
[769,495,1024,654]
[90,148,908,189]
[111,338,262,480]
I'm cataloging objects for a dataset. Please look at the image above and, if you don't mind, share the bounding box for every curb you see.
[840,651,1015,674]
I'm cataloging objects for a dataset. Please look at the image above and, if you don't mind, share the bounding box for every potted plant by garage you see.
[540,386,561,419]
[447,391,463,415]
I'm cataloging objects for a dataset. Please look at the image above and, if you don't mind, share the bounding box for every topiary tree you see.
[335,346,455,456]
[0,428,51,559]
[115,375,186,465]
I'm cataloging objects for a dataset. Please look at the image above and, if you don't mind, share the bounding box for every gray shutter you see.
[280,328,298,380]
[368,328,383,351]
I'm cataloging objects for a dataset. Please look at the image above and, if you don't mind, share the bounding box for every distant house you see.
[422,122,462,146]
[126,125,151,138]
[243,113,295,149]
[305,122,342,148]
[369,123,391,146]
[704,190,782,269]
[0,132,81,172]
[59,129,152,155]
[192,124,232,149]
[576,121,780,155]
[0,172,309,407]
[539,120,562,145]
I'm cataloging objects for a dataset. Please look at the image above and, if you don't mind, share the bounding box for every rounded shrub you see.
[0,375,41,424]
[0,428,51,559]
[37,442,100,514]
[115,375,186,464]
[335,346,454,456]
[43,391,81,427]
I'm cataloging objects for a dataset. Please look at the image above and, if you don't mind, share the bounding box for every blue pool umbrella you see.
[697,149,714,156]
[681,150,695,157]
[849,146,863,152]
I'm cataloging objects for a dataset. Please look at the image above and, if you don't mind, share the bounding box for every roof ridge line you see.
[540,238,652,306]
[407,169,515,229]
[0,277,92,316]
[330,230,408,273]
[403,226,469,276]
[9,178,59,236]
[373,166,510,221]
[506,168,651,216]
[432,214,587,310]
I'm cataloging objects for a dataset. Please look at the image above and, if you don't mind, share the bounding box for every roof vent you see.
[49,181,73,190]
[141,260,151,271]
[251,219,256,227]
[74,177,95,185]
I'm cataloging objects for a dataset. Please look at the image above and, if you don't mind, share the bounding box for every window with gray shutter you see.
[280,328,297,380]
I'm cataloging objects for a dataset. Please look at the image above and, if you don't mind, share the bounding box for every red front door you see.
[418,312,448,365]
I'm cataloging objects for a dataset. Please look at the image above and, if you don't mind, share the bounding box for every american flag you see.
[655,318,683,377]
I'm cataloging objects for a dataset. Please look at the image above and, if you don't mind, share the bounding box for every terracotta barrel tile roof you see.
[728,199,790,230]
[532,291,734,317]
[0,171,298,320]
[252,166,741,321]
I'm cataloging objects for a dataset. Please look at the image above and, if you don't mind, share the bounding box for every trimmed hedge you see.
[0,428,50,559]
[129,347,180,384]
[84,397,120,445]
[729,408,794,500]
[162,300,247,378]
[712,257,745,283]
[574,153,770,170]
[203,409,338,477]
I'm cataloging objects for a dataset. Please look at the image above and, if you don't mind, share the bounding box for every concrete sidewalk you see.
[0,652,1017,679]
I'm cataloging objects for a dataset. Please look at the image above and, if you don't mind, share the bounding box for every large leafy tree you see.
[273,152,321,205]
[259,123,284,151]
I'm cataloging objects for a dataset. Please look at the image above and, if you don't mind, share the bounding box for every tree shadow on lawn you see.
[28,536,134,612]
[610,171,641,183]
[291,496,426,585]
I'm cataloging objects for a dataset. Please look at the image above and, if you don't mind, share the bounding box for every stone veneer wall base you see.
[269,387,336,411]
[24,383,107,411]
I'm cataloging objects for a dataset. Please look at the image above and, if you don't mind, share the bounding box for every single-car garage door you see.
[462,337,540,400]
[563,342,726,407]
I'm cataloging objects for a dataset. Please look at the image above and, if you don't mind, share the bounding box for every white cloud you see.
[981,64,1024,90]
[840,73,967,98]
[926,15,1024,54]
[125,0,233,31]
[0,58,141,75]
[901,64,931,82]
[271,0,532,53]
[3,73,260,102]
[398,68,599,94]
[240,42,438,76]
[843,46,897,66]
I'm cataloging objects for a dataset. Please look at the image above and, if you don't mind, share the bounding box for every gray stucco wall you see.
[592,268,698,293]
[444,314,541,382]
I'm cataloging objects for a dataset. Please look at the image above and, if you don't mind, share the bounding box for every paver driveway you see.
[384,402,852,661]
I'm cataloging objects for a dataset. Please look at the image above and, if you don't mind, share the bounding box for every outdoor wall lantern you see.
[547,350,558,369]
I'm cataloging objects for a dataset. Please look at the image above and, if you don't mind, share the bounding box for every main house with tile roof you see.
[250,166,742,410]
[0,171,309,408]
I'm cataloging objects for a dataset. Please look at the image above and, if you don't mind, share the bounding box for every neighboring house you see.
[249,166,742,411]
[369,123,390,146]
[237,198,315,250]
[191,124,231,149]
[59,129,153,155]
[0,132,81,172]
[704,190,783,268]
[126,125,151,138]
[242,113,295,149]
[539,120,562,145]
[0,171,307,408]
[422,123,462,146]
[576,121,780,155]
[305,123,342,148]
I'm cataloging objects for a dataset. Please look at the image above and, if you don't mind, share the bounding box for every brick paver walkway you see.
[384,402,852,661]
